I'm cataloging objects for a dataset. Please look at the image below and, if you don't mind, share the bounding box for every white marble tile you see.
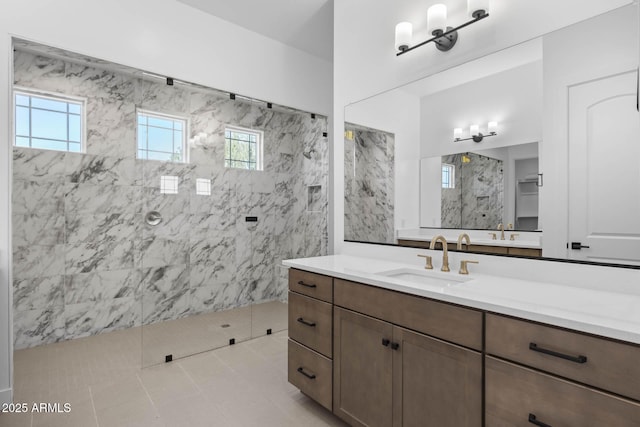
[14,306,66,349]
[65,297,140,339]
[65,269,142,305]
[13,276,64,311]
[65,239,135,274]
[13,244,65,280]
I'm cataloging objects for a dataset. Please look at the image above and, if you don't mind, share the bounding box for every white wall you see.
[0,0,332,404]
[345,90,421,233]
[541,5,638,258]
[420,61,542,158]
[333,0,627,255]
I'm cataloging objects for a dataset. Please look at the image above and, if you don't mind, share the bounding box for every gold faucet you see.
[497,223,505,240]
[429,235,450,272]
[457,233,470,250]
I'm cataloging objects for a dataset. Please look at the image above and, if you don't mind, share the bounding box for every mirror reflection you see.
[344,3,640,265]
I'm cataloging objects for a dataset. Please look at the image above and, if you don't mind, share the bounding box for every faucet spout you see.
[457,233,471,250]
[429,235,450,272]
[497,223,505,240]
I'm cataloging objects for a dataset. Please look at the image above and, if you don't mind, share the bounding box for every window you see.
[442,163,455,189]
[14,88,85,152]
[137,110,187,162]
[225,126,263,170]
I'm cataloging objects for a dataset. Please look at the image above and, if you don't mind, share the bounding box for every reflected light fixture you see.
[395,0,490,55]
[454,121,498,143]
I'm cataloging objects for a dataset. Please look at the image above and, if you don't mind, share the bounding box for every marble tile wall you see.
[441,152,504,229]
[12,50,328,349]
[344,124,394,243]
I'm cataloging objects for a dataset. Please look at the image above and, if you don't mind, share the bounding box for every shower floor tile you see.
[6,302,346,427]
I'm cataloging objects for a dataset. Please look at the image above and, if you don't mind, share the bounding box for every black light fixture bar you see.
[455,131,496,143]
[397,11,489,56]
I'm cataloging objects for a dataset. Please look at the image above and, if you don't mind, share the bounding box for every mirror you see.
[344,3,640,265]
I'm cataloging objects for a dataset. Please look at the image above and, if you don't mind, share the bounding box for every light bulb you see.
[395,22,413,52]
[470,124,480,136]
[488,121,498,134]
[454,128,463,140]
[468,0,490,18]
[427,4,447,36]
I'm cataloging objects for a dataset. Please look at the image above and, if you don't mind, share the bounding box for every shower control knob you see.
[145,211,162,226]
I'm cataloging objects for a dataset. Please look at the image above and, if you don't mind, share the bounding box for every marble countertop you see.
[283,255,640,345]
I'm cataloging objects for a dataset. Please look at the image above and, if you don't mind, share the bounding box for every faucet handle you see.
[488,232,497,240]
[510,233,520,241]
[417,254,433,270]
[459,260,479,275]
[507,223,514,230]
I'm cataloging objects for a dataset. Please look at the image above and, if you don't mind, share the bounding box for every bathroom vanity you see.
[284,255,640,426]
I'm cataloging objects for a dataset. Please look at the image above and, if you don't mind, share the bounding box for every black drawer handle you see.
[297,367,316,379]
[297,317,316,327]
[529,413,552,427]
[382,338,390,347]
[297,280,317,288]
[391,342,400,350]
[529,343,587,364]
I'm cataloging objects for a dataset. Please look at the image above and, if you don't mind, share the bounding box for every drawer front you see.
[486,314,640,401]
[486,357,640,427]
[288,291,333,358]
[334,279,482,350]
[288,339,333,411]
[289,269,333,303]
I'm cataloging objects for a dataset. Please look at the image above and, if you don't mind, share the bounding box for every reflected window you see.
[195,178,211,196]
[442,163,455,189]
[224,126,263,170]
[14,88,85,153]
[137,110,188,163]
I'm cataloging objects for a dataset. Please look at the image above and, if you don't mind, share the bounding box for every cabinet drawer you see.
[486,357,640,426]
[288,339,333,411]
[486,314,640,401]
[289,269,333,303]
[288,291,333,358]
[334,279,482,350]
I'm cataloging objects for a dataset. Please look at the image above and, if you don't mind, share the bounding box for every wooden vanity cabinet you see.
[287,269,334,411]
[332,281,483,427]
[485,313,640,426]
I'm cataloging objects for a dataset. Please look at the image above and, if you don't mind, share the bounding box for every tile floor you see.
[1,302,347,427]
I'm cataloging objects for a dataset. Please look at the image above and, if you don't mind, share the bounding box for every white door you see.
[568,70,640,264]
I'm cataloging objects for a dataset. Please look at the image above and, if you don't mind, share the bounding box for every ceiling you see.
[176,0,334,61]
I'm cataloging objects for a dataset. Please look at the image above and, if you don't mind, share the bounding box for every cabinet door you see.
[334,307,394,427]
[392,327,482,427]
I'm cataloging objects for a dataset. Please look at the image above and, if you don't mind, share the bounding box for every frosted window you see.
[442,163,455,189]
[196,178,211,196]
[160,176,179,194]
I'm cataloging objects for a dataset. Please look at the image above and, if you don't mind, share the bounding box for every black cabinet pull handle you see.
[529,413,552,427]
[297,317,316,327]
[529,343,587,364]
[382,338,390,347]
[297,367,316,379]
[297,280,316,288]
[391,342,400,350]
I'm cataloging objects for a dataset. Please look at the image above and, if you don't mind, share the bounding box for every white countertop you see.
[397,232,542,249]
[283,255,640,345]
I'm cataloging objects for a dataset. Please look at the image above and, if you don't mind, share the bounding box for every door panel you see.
[392,327,482,427]
[568,70,640,264]
[334,307,393,427]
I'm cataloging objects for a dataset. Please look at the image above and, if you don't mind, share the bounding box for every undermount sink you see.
[377,267,474,288]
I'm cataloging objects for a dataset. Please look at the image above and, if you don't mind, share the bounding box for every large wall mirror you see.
[344,2,640,266]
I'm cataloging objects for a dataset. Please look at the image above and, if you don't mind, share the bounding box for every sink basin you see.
[377,268,473,288]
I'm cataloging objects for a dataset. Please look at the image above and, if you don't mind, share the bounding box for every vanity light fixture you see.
[454,121,498,143]
[395,0,490,55]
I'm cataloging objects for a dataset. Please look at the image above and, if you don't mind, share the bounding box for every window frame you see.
[224,125,264,171]
[13,86,87,153]
[442,163,456,189]
[136,109,189,163]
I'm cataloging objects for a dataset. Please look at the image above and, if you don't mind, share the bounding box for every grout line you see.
[177,362,203,393]
[88,386,100,427]
[135,372,161,419]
